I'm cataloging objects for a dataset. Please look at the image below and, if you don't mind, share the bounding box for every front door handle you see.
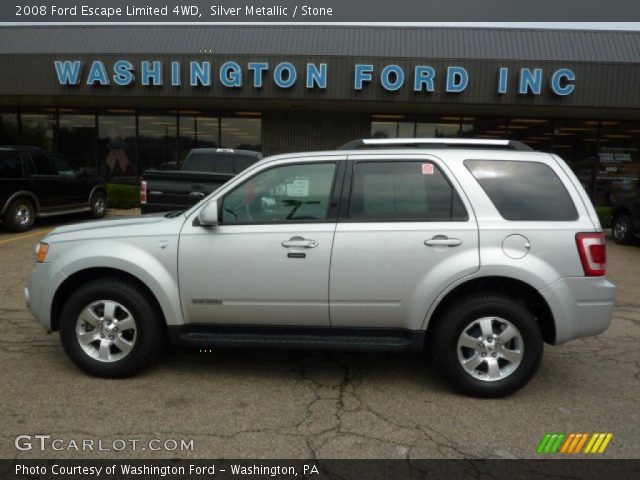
[281,236,319,249]
[425,236,463,247]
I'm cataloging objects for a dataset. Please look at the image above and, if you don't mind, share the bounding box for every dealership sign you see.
[54,60,576,96]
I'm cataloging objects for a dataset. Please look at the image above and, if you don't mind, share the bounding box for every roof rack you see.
[339,138,534,151]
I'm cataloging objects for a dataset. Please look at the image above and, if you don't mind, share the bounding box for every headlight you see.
[35,242,49,263]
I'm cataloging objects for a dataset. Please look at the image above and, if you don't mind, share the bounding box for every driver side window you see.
[51,155,77,177]
[221,163,336,224]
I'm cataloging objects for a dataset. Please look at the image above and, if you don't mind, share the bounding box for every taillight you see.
[576,232,606,276]
[140,180,147,204]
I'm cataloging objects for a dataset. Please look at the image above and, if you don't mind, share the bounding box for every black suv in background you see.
[0,146,107,232]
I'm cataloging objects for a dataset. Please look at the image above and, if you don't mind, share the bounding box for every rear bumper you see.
[539,276,616,344]
[141,203,190,214]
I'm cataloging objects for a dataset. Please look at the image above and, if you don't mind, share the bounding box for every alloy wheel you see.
[75,300,137,362]
[14,204,32,226]
[456,316,524,382]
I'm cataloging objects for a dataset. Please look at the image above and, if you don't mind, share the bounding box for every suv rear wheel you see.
[612,213,635,245]
[431,293,543,398]
[3,198,35,232]
[59,278,165,378]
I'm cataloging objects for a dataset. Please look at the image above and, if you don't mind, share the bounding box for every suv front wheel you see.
[59,278,165,378]
[431,293,543,398]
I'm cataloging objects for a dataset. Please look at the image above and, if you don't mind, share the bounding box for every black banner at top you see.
[3,0,640,23]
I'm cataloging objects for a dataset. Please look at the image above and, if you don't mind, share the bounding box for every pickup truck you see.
[140,148,262,214]
[0,146,107,232]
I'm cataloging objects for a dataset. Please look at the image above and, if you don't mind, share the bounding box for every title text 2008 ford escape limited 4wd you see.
[26,139,615,397]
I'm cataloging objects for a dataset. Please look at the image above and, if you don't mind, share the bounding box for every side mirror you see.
[197,200,219,226]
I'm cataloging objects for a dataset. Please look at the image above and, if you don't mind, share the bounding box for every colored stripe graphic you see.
[537,433,613,454]
[537,433,565,454]
[560,433,576,453]
[537,434,552,454]
[573,433,589,453]
[597,433,613,453]
[550,433,565,453]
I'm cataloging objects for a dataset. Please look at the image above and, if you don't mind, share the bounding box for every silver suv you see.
[26,139,615,397]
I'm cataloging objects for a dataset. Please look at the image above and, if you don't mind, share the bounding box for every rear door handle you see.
[282,236,319,249]
[425,236,463,247]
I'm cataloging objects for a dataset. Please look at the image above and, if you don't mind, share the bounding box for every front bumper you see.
[26,261,67,332]
[540,276,616,344]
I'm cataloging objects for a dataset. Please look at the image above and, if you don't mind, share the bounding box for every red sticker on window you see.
[422,163,434,175]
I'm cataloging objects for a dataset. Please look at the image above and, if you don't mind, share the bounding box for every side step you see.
[169,325,424,352]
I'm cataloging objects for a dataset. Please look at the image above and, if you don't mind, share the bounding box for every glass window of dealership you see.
[0,108,262,183]
[1,107,639,206]
[371,115,640,206]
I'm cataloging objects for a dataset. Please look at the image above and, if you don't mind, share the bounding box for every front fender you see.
[52,239,183,326]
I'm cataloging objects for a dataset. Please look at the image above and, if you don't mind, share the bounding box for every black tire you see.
[59,278,166,378]
[612,213,635,245]
[431,293,543,398]
[3,198,35,232]
[89,191,107,219]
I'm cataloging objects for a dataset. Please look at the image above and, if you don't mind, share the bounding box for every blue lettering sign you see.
[519,68,542,95]
[498,67,509,94]
[86,60,109,86]
[306,63,327,89]
[248,62,269,88]
[141,61,162,86]
[414,66,435,92]
[52,59,577,98]
[54,60,83,85]
[354,64,373,90]
[274,62,297,88]
[112,60,134,86]
[551,68,575,96]
[171,61,181,86]
[220,61,242,88]
[446,66,468,93]
[190,61,211,87]
[381,65,405,91]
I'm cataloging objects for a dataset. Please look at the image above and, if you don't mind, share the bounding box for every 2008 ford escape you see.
[26,139,616,397]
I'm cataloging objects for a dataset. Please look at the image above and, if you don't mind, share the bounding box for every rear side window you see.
[182,153,259,174]
[0,150,23,178]
[348,161,468,221]
[30,152,55,175]
[465,160,578,221]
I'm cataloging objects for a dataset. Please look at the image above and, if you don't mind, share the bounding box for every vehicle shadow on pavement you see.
[161,347,452,393]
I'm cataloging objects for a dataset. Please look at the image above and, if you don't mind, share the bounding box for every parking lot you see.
[1,213,639,459]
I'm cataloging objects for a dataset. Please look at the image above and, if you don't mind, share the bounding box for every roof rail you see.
[339,138,534,151]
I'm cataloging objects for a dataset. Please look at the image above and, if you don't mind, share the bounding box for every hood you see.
[44,212,182,243]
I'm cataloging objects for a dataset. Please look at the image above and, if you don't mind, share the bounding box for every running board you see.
[37,206,91,217]
[169,325,424,352]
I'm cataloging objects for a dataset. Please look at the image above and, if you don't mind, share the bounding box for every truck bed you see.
[141,169,234,213]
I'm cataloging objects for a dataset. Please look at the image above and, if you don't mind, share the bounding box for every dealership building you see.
[1,25,640,204]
